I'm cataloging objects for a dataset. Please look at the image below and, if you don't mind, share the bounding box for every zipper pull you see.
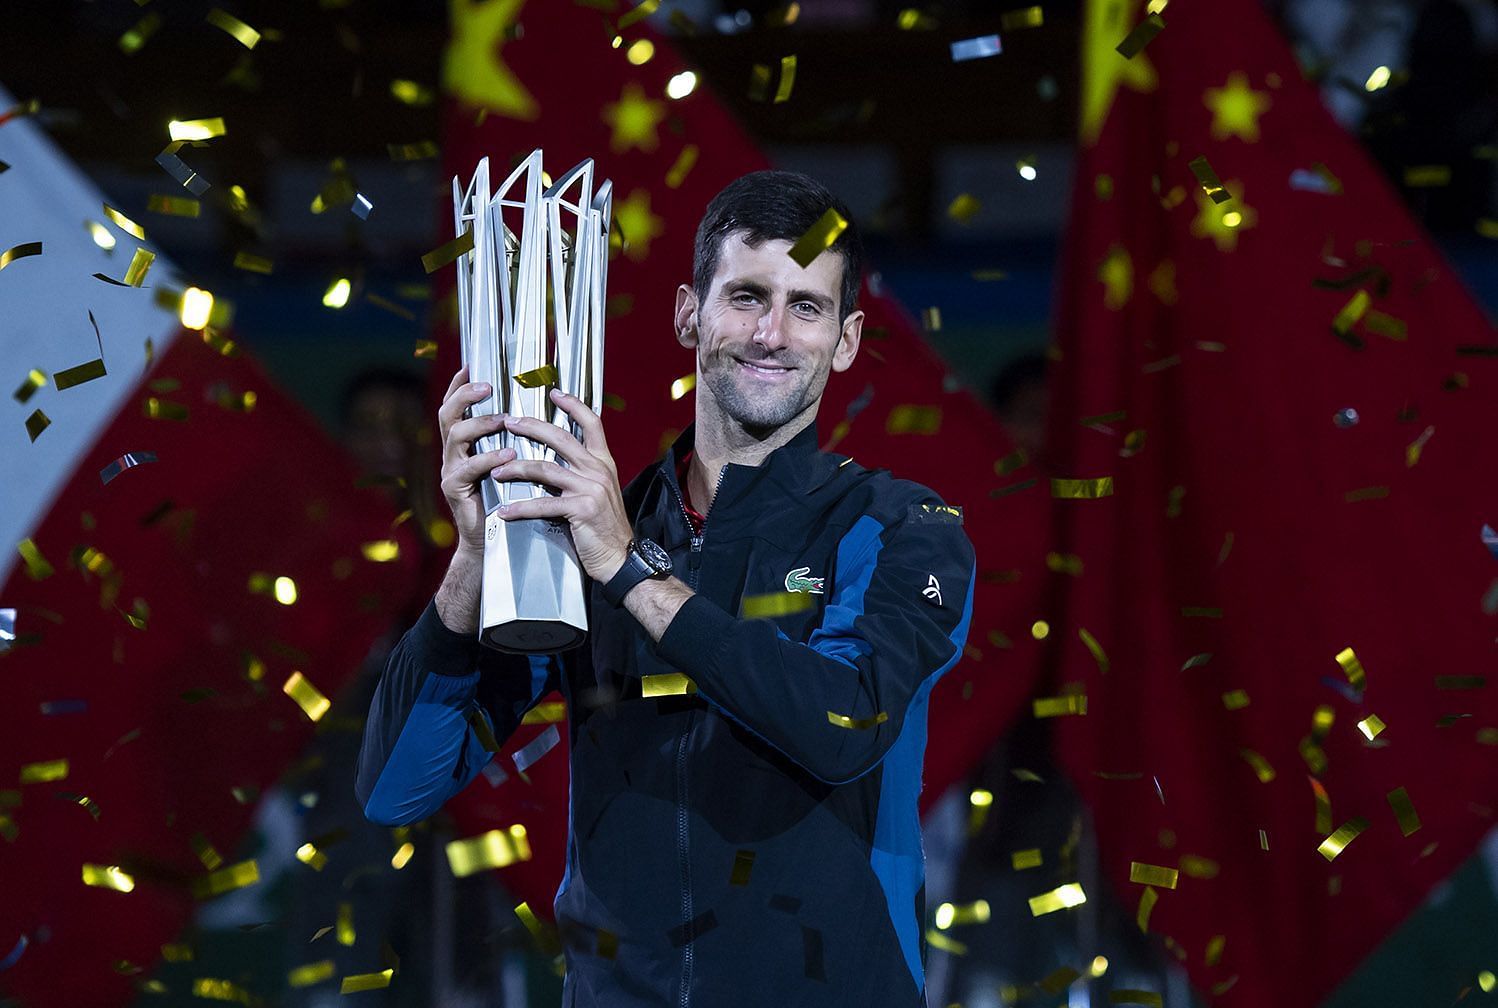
[690,535,704,552]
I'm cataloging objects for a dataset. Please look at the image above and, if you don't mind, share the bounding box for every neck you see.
[687,401,817,517]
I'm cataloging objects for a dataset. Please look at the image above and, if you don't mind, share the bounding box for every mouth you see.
[735,357,795,378]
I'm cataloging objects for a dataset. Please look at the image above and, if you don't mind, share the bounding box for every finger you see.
[443,366,469,403]
[439,381,496,447]
[498,495,571,522]
[503,414,591,471]
[446,412,507,461]
[490,458,594,495]
[447,447,515,488]
[548,388,610,456]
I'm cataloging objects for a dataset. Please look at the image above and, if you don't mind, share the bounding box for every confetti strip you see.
[421,228,474,274]
[54,359,107,391]
[742,591,813,618]
[0,242,42,272]
[1310,778,1333,835]
[99,452,158,486]
[119,11,162,53]
[155,144,211,195]
[950,34,1002,61]
[206,8,260,48]
[339,970,393,994]
[123,247,156,287]
[642,673,696,697]
[14,368,46,403]
[827,710,889,730]
[1078,628,1110,673]
[885,404,942,434]
[729,850,755,886]
[1136,885,1158,931]
[617,0,661,29]
[513,364,558,388]
[167,118,225,142]
[665,145,699,189]
[190,833,223,871]
[192,859,259,898]
[1033,695,1087,718]
[360,540,400,562]
[1357,714,1386,740]
[1011,848,1042,870]
[1115,12,1165,58]
[787,207,848,269]
[1387,787,1421,836]
[1111,991,1163,1007]
[82,864,135,892]
[1129,863,1179,890]
[512,723,560,773]
[19,759,68,784]
[103,204,145,240]
[17,540,54,580]
[1000,5,1044,30]
[24,410,50,442]
[288,960,335,988]
[1052,477,1114,499]
[1029,882,1087,916]
[1222,689,1250,710]
[336,901,355,945]
[773,55,797,103]
[670,373,696,400]
[1317,817,1369,862]
[1334,646,1366,690]
[283,671,331,722]
[1188,155,1231,204]
[1239,748,1275,783]
[520,700,568,724]
[446,826,532,877]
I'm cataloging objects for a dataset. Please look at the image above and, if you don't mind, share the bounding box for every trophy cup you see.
[453,150,612,653]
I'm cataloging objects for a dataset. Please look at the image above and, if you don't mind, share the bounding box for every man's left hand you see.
[490,387,632,583]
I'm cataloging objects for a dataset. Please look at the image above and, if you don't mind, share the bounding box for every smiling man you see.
[356,171,977,1007]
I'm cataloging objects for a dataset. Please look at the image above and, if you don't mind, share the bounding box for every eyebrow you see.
[722,278,834,314]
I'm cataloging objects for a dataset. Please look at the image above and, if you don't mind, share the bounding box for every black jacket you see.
[356,419,977,1007]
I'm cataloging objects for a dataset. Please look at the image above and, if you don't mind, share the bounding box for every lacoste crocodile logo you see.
[784,567,825,595]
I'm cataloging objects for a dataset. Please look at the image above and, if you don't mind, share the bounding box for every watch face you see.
[635,538,672,575]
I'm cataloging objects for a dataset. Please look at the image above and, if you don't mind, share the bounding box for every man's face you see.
[675,233,863,435]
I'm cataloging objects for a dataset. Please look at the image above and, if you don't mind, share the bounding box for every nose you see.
[753,302,790,353]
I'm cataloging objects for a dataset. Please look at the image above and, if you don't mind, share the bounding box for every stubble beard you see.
[700,343,824,434]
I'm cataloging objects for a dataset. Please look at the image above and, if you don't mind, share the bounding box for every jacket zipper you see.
[664,461,725,1008]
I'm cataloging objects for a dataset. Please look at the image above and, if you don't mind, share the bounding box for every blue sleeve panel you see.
[356,598,558,825]
[656,506,977,786]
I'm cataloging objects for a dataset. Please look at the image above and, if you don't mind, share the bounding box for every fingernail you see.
[477,383,491,393]
[498,504,508,513]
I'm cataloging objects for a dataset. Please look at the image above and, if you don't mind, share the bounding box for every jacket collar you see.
[659,416,843,505]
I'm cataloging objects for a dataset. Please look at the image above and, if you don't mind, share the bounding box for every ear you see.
[674,284,699,349]
[830,308,864,373]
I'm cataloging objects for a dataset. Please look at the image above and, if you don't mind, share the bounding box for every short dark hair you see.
[692,170,863,322]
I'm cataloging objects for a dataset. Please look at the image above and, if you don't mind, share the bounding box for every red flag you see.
[1050,1,1498,1003]
[0,104,418,1005]
[432,4,1051,921]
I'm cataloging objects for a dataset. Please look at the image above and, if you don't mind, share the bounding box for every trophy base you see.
[480,507,589,655]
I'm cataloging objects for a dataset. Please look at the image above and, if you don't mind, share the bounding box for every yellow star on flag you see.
[1080,0,1158,146]
[1189,180,1257,252]
[443,0,538,120]
[602,82,667,154]
[1203,72,1271,143]
[614,188,665,262]
[1097,244,1133,310]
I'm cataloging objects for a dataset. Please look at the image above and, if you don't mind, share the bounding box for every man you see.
[356,170,976,1007]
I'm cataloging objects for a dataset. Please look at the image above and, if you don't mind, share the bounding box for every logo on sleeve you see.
[922,574,943,607]
[784,567,825,594]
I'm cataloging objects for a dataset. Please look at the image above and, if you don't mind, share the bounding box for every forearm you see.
[619,574,695,643]
[434,548,484,634]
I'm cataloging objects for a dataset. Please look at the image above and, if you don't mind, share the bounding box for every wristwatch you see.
[601,537,673,607]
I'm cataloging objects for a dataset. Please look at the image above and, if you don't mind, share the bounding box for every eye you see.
[731,291,760,306]
[792,301,820,317]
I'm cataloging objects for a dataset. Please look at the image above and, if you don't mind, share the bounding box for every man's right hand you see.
[438,365,515,558]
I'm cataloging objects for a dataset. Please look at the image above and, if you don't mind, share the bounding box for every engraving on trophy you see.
[453,151,612,654]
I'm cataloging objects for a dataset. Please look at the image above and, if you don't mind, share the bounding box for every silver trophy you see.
[453,150,612,653]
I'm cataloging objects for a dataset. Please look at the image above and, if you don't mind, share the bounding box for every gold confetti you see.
[1136,886,1158,931]
[827,710,889,730]
[513,365,558,388]
[886,405,942,435]
[1334,647,1366,690]
[147,194,201,218]
[1000,5,1044,29]
[336,901,355,945]
[670,373,696,400]
[1111,991,1163,1007]
[360,540,400,562]
[391,842,415,869]
[55,359,107,391]
[1034,695,1087,718]
[119,11,163,53]
[1188,155,1231,204]
[1115,12,1165,58]
[994,449,1027,475]
[161,943,193,962]
[1129,863,1179,890]
[17,539,54,580]
[520,701,567,724]
[1357,714,1386,740]
[1387,787,1420,836]
[193,859,259,898]
[1332,289,1371,341]
[296,841,328,872]
[206,8,260,49]
[20,759,68,784]
[922,307,942,331]
[1222,689,1250,710]
[1078,628,1110,673]
[729,850,755,886]
[446,826,532,877]
[742,591,814,618]
[1179,855,1219,879]
[288,960,335,988]
[665,145,699,189]
[167,118,226,142]
[1045,552,1083,575]
[1344,486,1389,503]
[157,142,211,194]
[0,242,42,271]
[24,409,50,442]
[82,863,135,892]
[387,141,439,161]
[925,929,967,955]
[1038,967,1081,995]
[1205,934,1226,966]
[1405,425,1435,466]
[1052,477,1114,499]
[14,368,46,403]
[1403,165,1451,187]
[1011,848,1042,870]
[124,247,156,287]
[144,397,188,421]
[193,978,254,1001]
[617,0,661,28]
[283,672,331,722]
[642,673,696,697]
[786,207,848,269]
[1029,882,1087,916]
[1317,817,1369,862]
[103,204,145,240]
[1310,778,1333,834]
[421,228,474,274]
[340,970,393,994]
[773,54,797,103]
[1239,748,1275,783]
